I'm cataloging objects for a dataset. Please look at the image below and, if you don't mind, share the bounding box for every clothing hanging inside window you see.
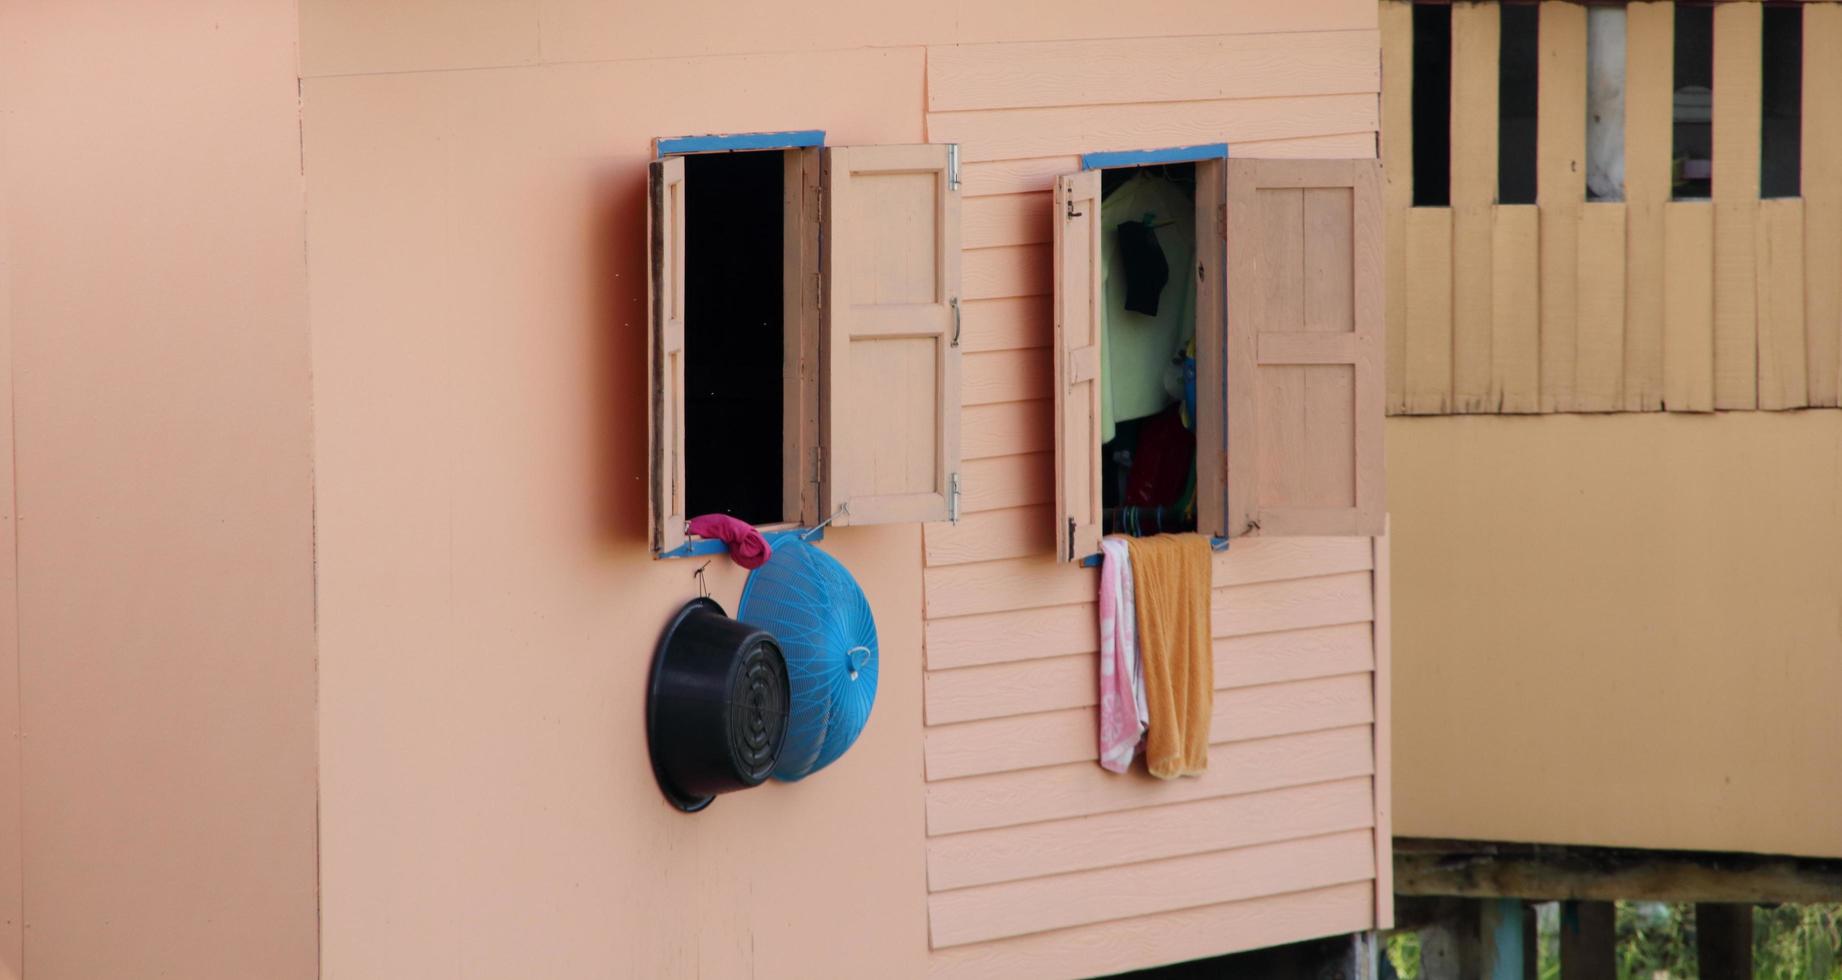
[1098,171,1196,444]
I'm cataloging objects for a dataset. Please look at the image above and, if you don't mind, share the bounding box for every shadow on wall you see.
[589,165,653,549]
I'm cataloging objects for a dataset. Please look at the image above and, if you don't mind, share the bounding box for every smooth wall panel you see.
[1390,412,1842,858]
[2,3,320,977]
[0,69,20,979]
[300,0,542,76]
[305,48,934,980]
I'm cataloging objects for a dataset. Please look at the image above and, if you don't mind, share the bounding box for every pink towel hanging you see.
[1098,537,1147,772]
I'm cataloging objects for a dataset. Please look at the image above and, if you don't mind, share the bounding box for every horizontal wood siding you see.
[928,829,1376,948]
[929,882,1376,980]
[925,776,1376,891]
[922,27,1384,970]
[1383,0,1842,417]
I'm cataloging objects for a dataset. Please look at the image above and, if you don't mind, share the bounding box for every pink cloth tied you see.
[687,514,773,570]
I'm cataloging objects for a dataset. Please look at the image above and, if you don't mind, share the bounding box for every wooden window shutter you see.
[1194,158,1229,538]
[819,144,962,525]
[1053,170,1103,561]
[648,155,688,554]
[1226,159,1385,537]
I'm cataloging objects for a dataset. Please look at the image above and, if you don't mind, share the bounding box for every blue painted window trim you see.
[659,527,822,561]
[1080,142,1229,171]
[655,130,825,157]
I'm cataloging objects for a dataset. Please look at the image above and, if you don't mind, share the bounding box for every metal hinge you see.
[815,183,825,224]
[1217,202,1227,241]
[947,144,960,191]
[948,472,962,524]
[815,271,823,312]
[815,444,824,474]
[1067,517,1077,562]
[949,297,961,347]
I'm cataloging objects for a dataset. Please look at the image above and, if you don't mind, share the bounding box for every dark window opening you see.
[1499,3,1541,204]
[683,150,784,525]
[1762,4,1803,198]
[1673,5,1714,199]
[1413,4,1453,206]
[1099,161,1198,537]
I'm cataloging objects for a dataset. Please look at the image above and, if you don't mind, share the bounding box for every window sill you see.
[1078,535,1229,567]
[658,527,821,561]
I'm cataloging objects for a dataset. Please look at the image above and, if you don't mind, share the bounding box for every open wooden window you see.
[1052,155,1227,561]
[647,140,962,555]
[1225,159,1384,538]
[1051,155,1382,559]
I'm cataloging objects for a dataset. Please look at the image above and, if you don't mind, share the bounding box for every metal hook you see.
[693,560,712,598]
[801,504,849,540]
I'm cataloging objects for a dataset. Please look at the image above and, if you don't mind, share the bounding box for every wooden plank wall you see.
[1383,0,1842,415]
[921,25,1388,976]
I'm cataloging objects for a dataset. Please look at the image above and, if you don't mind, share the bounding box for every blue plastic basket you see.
[735,537,878,780]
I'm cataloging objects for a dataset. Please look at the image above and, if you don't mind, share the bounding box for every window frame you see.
[647,131,964,558]
[1051,149,1387,563]
[652,131,825,558]
[1057,143,1232,565]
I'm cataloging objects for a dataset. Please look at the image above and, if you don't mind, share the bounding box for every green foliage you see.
[1608,901,1842,980]
[1385,930,1421,980]
[1537,902,1561,980]
[1616,902,1695,979]
[1755,903,1842,980]
[1527,901,1842,980]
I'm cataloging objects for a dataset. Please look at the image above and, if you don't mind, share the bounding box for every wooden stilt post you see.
[1350,931,1380,980]
[1560,900,1615,980]
[1480,898,1527,980]
[1521,902,1539,980]
[1406,897,1525,980]
[1418,902,1481,980]
[1697,903,1755,980]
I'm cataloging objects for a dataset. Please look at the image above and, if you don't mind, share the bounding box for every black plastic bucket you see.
[646,597,790,812]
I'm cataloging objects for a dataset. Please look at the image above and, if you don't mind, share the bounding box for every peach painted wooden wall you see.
[916,32,1390,978]
[1,0,1388,976]
[0,4,320,978]
[1384,0,1842,414]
